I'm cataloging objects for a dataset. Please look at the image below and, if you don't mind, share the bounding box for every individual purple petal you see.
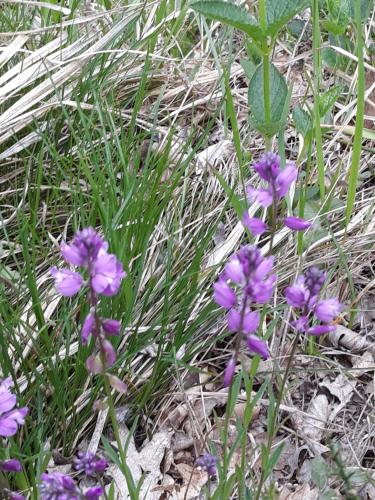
[9,492,26,500]
[0,387,16,414]
[0,407,28,437]
[314,298,343,323]
[284,216,312,231]
[308,324,336,336]
[242,213,268,236]
[275,164,297,198]
[251,188,273,208]
[60,242,87,267]
[81,312,95,344]
[291,315,309,332]
[50,267,83,297]
[85,486,103,500]
[223,358,236,388]
[251,274,276,304]
[102,340,116,368]
[285,283,307,308]
[0,459,22,472]
[213,279,237,309]
[224,257,244,284]
[86,354,104,375]
[108,375,127,394]
[227,308,241,332]
[253,256,274,281]
[91,252,126,296]
[242,310,260,334]
[102,319,121,336]
[247,335,270,359]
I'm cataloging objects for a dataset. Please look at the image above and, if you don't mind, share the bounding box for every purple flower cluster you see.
[285,267,343,335]
[51,228,126,374]
[40,472,102,500]
[243,153,311,236]
[214,245,275,386]
[0,377,28,499]
[74,451,108,477]
[196,453,217,476]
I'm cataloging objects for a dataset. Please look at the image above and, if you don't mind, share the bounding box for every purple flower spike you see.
[74,451,108,477]
[308,324,336,336]
[213,279,237,309]
[40,472,79,499]
[253,152,280,181]
[247,335,270,359]
[242,213,268,236]
[223,358,236,388]
[284,216,312,231]
[314,298,343,323]
[61,227,108,267]
[196,453,217,476]
[0,378,28,438]
[50,267,83,297]
[0,459,22,472]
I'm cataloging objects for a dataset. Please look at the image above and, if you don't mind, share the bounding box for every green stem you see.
[259,0,271,151]
[312,0,325,200]
[254,332,300,500]
[345,0,365,226]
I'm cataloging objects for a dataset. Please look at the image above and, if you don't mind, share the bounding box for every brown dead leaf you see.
[328,326,368,353]
[303,394,330,442]
[321,374,355,404]
[365,68,375,129]
[350,351,375,377]
[175,463,208,500]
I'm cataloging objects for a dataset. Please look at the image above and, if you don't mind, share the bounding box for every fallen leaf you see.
[328,326,368,353]
[279,483,319,500]
[175,463,208,500]
[302,394,330,442]
[320,374,355,404]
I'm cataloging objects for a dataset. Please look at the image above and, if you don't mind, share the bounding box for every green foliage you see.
[293,105,313,137]
[248,62,288,137]
[319,85,343,117]
[265,0,310,37]
[191,1,263,41]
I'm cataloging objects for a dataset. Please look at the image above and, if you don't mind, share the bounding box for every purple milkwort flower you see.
[196,453,217,476]
[0,378,28,438]
[40,471,103,500]
[74,451,108,477]
[8,493,26,500]
[284,216,311,231]
[214,246,275,385]
[242,213,268,236]
[51,227,126,377]
[0,459,22,472]
[247,153,297,208]
[285,267,343,336]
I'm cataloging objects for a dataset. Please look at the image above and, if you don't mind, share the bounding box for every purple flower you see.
[9,493,26,500]
[0,378,28,438]
[227,309,260,334]
[102,340,116,368]
[308,324,336,336]
[61,227,108,267]
[102,319,121,336]
[223,358,236,388]
[74,451,108,477]
[50,267,83,297]
[84,487,103,500]
[213,279,237,308]
[196,453,217,476]
[81,312,96,344]
[314,298,343,323]
[40,472,80,499]
[242,213,268,236]
[91,251,125,296]
[247,335,270,359]
[0,459,22,472]
[285,278,308,308]
[284,216,311,231]
[291,315,309,332]
[247,154,297,208]
[86,355,104,375]
[224,257,245,284]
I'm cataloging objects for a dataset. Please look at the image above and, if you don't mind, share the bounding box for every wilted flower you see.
[74,451,107,477]
[0,378,28,438]
[285,267,343,335]
[196,453,217,476]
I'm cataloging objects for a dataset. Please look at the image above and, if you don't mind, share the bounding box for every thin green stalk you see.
[259,0,271,151]
[345,0,365,225]
[254,332,300,500]
[312,0,325,200]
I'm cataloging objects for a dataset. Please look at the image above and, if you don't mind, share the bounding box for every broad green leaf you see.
[191,1,263,41]
[240,59,256,81]
[311,457,330,490]
[319,85,342,116]
[326,0,351,31]
[248,62,288,137]
[293,105,313,137]
[348,0,373,20]
[266,0,310,38]
[322,19,346,35]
